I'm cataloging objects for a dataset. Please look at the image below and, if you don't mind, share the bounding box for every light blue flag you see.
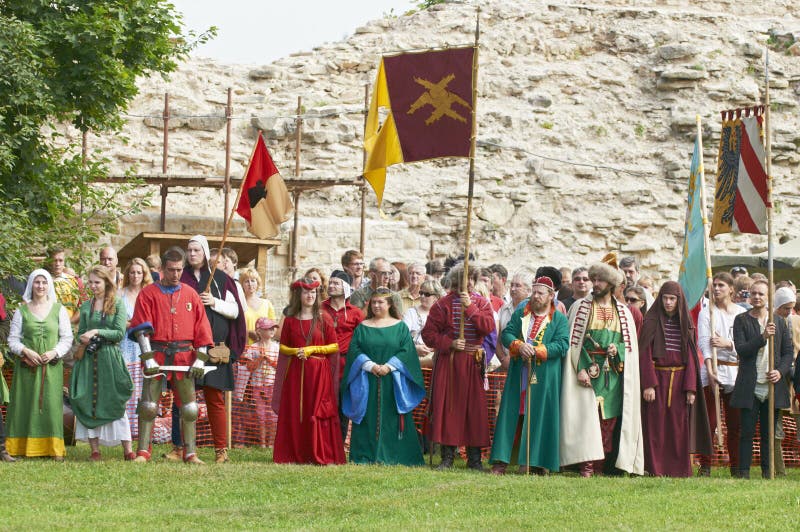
[678,130,709,310]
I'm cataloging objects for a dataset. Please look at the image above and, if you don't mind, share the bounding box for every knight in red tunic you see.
[272,278,344,465]
[421,264,495,470]
[129,247,213,464]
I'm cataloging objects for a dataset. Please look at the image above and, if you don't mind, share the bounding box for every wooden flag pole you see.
[204,130,263,293]
[697,115,724,448]
[459,7,480,340]
[360,84,369,255]
[764,50,776,480]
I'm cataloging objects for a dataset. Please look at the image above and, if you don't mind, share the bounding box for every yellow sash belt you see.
[654,365,685,408]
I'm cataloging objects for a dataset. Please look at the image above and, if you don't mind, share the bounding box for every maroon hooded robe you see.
[639,281,712,477]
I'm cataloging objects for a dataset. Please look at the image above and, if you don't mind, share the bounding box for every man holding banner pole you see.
[421,265,494,470]
[697,272,744,476]
[731,280,792,479]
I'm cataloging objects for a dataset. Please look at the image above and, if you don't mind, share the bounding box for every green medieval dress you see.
[70,298,133,431]
[490,304,569,471]
[343,322,425,466]
[7,303,67,457]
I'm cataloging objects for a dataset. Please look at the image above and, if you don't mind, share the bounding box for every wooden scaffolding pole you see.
[159,93,170,231]
[224,88,233,220]
[290,96,303,274]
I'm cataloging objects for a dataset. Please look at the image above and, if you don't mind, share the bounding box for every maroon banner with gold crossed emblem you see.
[382,47,474,163]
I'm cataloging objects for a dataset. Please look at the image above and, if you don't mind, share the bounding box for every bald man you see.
[99,246,122,288]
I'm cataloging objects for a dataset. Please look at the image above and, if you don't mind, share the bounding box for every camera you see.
[85,335,103,355]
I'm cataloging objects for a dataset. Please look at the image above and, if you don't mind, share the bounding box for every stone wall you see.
[75,0,799,302]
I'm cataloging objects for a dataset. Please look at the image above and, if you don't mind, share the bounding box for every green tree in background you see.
[0,1,214,290]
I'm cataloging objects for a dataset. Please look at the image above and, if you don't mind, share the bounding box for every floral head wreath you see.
[291,278,320,290]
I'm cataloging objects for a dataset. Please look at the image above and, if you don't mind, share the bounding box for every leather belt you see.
[150,341,194,365]
[718,360,738,367]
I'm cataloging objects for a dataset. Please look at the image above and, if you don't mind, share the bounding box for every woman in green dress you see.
[342,288,425,466]
[7,269,73,459]
[70,265,134,461]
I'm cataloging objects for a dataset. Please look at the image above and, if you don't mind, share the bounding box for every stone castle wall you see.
[72,0,799,302]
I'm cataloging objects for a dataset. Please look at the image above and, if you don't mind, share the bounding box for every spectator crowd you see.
[0,243,799,479]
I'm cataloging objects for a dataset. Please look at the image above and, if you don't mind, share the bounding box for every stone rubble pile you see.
[80,0,798,298]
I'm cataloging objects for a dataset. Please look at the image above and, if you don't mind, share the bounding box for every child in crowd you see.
[241,317,280,447]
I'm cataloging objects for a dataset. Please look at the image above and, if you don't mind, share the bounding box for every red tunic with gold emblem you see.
[129,282,213,381]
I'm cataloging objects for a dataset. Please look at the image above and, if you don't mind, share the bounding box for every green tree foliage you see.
[0,1,214,286]
[417,0,447,9]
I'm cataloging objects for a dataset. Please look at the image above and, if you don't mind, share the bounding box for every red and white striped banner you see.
[710,107,768,236]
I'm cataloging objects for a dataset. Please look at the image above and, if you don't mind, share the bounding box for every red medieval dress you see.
[421,291,495,447]
[272,314,344,464]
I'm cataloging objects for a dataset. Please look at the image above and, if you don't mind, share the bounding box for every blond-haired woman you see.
[118,257,152,437]
[70,265,134,460]
[239,268,276,343]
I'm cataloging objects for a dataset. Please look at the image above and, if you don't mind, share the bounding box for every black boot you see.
[436,445,455,470]
[466,446,486,472]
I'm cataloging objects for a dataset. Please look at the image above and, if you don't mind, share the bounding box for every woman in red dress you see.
[272,278,344,464]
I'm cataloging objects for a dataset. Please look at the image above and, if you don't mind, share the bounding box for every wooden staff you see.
[226,390,232,449]
[764,50,776,480]
[459,7,481,340]
[696,115,723,448]
[526,359,532,475]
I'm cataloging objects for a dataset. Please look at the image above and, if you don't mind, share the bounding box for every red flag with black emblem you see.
[235,132,293,239]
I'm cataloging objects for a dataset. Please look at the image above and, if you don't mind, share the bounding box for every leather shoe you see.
[162,445,183,462]
[185,453,205,465]
[215,448,229,464]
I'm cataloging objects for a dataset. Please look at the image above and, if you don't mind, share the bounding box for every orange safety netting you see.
[2,365,799,466]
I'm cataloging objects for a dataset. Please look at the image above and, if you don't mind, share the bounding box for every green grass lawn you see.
[4,444,799,530]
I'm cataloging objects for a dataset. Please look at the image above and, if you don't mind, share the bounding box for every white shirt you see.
[697,303,745,391]
[495,299,522,361]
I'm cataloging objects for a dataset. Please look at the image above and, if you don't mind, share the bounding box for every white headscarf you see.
[23,268,57,303]
[342,281,352,300]
[774,286,797,310]
[188,234,211,270]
